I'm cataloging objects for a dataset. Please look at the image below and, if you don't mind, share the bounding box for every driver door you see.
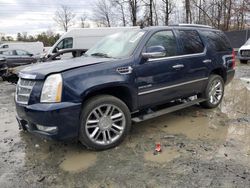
[136,30,189,108]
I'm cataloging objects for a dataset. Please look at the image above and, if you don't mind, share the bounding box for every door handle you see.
[203,59,212,63]
[172,64,184,69]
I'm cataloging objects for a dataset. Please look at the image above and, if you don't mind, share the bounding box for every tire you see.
[240,60,248,64]
[200,74,224,109]
[79,95,131,150]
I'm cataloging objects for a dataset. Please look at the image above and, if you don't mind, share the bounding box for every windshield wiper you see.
[90,52,112,58]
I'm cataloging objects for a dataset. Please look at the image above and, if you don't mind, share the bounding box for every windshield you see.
[245,38,250,45]
[85,30,145,59]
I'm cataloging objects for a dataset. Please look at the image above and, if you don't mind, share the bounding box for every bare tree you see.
[54,5,75,32]
[80,12,90,28]
[93,0,113,27]
[113,0,127,26]
[161,0,174,25]
[185,0,192,23]
[128,0,139,26]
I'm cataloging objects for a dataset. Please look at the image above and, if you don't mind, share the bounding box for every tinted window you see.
[201,30,231,51]
[146,30,177,57]
[179,30,204,54]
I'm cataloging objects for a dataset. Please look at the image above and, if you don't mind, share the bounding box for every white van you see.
[46,27,139,57]
[0,42,44,55]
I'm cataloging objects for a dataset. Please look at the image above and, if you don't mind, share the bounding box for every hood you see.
[20,56,112,80]
[240,44,250,51]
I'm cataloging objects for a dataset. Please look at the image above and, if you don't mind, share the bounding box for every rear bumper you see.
[226,69,235,85]
[15,102,82,140]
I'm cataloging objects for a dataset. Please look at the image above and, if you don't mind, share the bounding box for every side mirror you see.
[142,45,166,59]
[28,53,33,56]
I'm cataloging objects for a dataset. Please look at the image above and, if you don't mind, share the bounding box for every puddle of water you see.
[159,114,227,140]
[144,148,180,163]
[60,151,97,173]
[211,121,250,165]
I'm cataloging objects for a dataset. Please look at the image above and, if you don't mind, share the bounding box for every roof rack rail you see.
[171,24,213,28]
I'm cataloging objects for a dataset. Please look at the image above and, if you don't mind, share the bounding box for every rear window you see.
[178,30,204,54]
[0,45,9,49]
[200,30,231,51]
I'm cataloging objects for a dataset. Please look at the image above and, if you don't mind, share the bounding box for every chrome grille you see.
[16,78,35,104]
[241,50,250,57]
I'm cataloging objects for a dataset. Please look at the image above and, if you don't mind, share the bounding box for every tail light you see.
[232,49,236,69]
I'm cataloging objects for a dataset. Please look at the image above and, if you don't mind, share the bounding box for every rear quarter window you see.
[200,30,232,51]
[178,30,204,54]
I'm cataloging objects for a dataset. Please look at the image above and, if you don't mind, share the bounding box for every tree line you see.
[1,31,61,46]
[1,0,249,45]
[56,0,249,31]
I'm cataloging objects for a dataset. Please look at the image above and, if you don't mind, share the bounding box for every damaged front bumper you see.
[15,102,82,141]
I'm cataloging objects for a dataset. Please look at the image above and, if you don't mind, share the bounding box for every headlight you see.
[40,74,62,103]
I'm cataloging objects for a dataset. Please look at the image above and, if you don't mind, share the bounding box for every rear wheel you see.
[240,60,248,64]
[200,74,224,108]
[79,95,131,150]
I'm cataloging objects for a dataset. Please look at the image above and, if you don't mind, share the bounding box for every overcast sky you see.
[0,0,94,36]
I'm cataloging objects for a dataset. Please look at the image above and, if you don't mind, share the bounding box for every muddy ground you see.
[0,63,250,188]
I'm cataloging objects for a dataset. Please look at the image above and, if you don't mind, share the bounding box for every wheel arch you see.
[210,68,226,82]
[82,85,136,112]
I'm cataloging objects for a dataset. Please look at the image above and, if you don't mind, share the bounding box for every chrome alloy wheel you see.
[208,79,223,105]
[85,104,126,145]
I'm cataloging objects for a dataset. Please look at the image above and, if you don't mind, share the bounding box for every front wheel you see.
[79,95,131,150]
[200,74,224,108]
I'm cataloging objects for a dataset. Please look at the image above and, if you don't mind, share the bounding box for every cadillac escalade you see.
[15,24,235,150]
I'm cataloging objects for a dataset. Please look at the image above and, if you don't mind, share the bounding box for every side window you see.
[146,30,177,57]
[56,37,73,51]
[201,30,231,51]
[3,45,8,48]
[2,50,13,55]
[16,50,29,55]
[178,30,204,54]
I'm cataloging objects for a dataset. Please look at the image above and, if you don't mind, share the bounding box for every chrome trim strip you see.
[138,77,208,95]
[222,54,233,65]
[148,50,206,62]
[19,72,36,79]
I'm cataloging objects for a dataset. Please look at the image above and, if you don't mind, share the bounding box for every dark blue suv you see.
[15,24,235,150]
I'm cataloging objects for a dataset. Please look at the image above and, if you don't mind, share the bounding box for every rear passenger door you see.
[175,29,210,94]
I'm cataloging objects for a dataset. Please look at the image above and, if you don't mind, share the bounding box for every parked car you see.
[0,42,44,55]
[44,27,139,58]
[15,24,235,150]
[2,49,87,83]
[238,38,250,64]
[0,49,38,67]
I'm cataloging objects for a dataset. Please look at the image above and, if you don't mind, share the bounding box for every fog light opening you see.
[36,124,58,133]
